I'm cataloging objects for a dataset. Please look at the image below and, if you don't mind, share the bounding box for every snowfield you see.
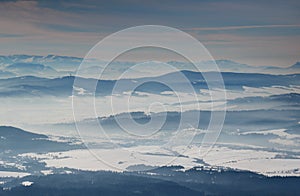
[21,143,300,176]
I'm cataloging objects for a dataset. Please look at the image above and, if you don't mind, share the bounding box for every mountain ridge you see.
[0,55,299,77]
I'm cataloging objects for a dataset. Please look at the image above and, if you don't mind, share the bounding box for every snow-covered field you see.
[20,143,300,177]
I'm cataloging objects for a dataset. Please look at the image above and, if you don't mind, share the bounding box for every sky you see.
[0,0,299,66]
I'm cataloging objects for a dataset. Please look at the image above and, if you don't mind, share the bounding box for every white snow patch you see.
[40,170,53,175]
[0,171,30,178]
[21,181,33,187]
[200,146,300,177]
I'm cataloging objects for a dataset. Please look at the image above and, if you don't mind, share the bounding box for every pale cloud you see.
[186,24,300,31]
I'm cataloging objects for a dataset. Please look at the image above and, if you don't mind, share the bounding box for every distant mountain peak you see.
[215,59,239,64]
[290,62,300,69]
